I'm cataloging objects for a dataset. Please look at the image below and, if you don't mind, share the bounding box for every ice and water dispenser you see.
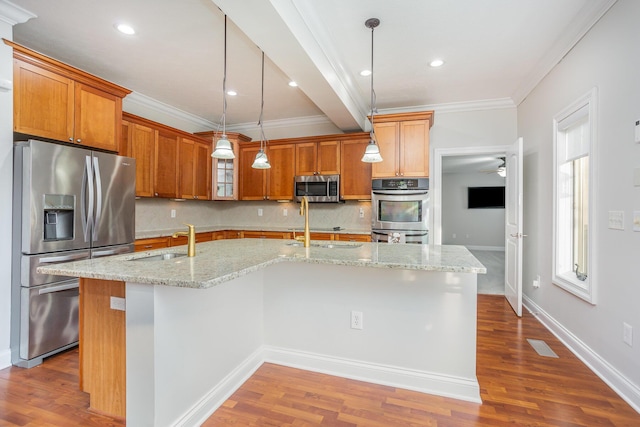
[43,194,74,241]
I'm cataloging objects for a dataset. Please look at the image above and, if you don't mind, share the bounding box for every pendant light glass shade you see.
[361,18,383,164]
[252,52,271,169]
[361,139,383,163]
[212,15,235,159]
[251,149,271,169]
[212,134,235,159]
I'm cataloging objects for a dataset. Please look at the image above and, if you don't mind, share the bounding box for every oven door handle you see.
[372,190,428,195]
[373,230,428,237]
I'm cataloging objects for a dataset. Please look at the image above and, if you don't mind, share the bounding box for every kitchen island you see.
[40,239,485,427]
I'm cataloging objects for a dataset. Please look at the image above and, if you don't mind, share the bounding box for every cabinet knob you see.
[76,139,82,143]
[154,192,158,196]
[69,137,73,142]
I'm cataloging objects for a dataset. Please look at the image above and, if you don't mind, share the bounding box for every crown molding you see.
[123,91,218,131]
[379,98,515,115]
[512,0,617,105]
[0,0,36,26]
[226,115,332,133]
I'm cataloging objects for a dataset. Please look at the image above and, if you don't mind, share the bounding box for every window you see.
[552,88,597,303]
[214,158,235,198]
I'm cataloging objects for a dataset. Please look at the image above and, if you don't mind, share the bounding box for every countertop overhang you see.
[38,239,486,289]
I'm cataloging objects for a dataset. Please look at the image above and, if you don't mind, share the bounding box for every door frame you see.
[431,145,509,245]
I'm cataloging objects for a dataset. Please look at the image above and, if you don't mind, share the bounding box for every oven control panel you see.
[372,178,429,191]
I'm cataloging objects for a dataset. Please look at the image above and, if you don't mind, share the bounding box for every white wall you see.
[430,108,517,151]
[518,0,640,404]
[441,171,505,248]
[0,16,15,369]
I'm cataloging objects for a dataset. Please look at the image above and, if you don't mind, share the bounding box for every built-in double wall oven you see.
[371,178,429,244]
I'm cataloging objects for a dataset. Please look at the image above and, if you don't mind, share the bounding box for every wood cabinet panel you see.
[295,143,317,176]
[266,144,295,200]
[13,59,75,142]
[154,131,179,198]
[399,120,429,178]
[170,231,213,247]
[340,138,372,200]
[128,122,155,198]
[134,237,170,252]
[242,231,292,239]
[372,122,400,178]
[317,141,340,175]
[224,230,243,239]
[239,145,266,200]
[178,137,195,199]
[335,233,371,242]
[193,140,211,199]
[79,278,126,418]
[74,82,120,151]
[295,141,340,176]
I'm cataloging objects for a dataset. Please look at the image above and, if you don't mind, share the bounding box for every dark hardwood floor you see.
[1,295,639,426]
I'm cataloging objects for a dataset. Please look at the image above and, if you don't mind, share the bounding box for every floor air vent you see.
[527,339,559,358]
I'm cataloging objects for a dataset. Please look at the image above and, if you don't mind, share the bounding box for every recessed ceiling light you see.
[227,90,237,96]
[288,81,298,87]
[360,70,372,77]
[429,59,445,68]
[115,23,136,35]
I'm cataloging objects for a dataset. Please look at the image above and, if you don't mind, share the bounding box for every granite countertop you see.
[38,240,486,289]
[135,226,370,239]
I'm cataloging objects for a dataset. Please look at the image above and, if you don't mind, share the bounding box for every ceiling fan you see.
[480,157,506,177]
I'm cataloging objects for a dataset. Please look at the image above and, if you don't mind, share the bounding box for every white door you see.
[505,138,523,316]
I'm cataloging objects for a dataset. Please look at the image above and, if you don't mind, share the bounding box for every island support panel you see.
[125,263,479,426]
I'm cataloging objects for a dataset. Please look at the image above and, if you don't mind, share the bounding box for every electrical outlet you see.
[623,322,633,346]
[452,233,456,239]
[359,207,365,218]
[351,311,363,330]
[608,211,624,230]
[533,275,540,289]
[283,208,288,216]
[258,208,263,217]
[110,296,126,311]
[170,209,176,218]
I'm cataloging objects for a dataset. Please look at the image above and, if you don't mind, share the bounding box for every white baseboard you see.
[0,348,11,370]
[263,346,481,404]
[465,245,505,251]
[171,344,481,426]
[523,295,640,414]
[173,348,264,427]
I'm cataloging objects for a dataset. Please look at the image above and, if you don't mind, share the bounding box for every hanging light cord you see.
[221,15,227,135]
[258,51,267,149]
[369,20,377,142]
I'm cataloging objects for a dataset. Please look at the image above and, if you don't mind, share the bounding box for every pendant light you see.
[212,15,235,159]
[252,51,271,169]
[361,18,383,163]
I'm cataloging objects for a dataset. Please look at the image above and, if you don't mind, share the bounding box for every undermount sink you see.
[286,242,363,249]
[131,252,188,262]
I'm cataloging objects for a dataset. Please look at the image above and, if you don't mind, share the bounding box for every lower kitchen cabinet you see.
[242,230,292,239]
[336,233,371,242]
[170,232,213,247]
[134,237,170,252]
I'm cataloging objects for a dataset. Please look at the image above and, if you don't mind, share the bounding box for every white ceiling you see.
[8,0,615,134]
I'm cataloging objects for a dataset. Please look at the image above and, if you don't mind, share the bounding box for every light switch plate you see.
[633,211,640,232]
[635,120,640,143]
[634,168,640,187]
[608,211,624,230]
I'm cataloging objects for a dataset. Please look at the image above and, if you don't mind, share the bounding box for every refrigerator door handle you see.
[92,156,102,241]
[82,155,94,242]
[38,282,79,295]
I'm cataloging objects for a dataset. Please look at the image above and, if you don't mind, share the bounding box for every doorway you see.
[432,146,508,295]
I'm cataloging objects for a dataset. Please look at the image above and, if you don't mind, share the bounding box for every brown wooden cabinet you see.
[134,237,171,252]
[9,41,130,152]
[340,137,372,200]
[177,136,211,200]
[335,233,371,242]
[242,230,293,239]
[295,140,340,176]
[170,231,213,247]
[239,142,296,201]
[372,111,433,178]
[154,130,179,198]
[126,121,156,198]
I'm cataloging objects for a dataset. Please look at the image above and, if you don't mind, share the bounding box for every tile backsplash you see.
[135,198,371,235]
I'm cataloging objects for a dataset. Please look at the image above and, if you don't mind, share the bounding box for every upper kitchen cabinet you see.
[177,136,211,200]
[195,131,252,201]
[295,140,340,176]
[238,142,296,201]
[8,41,130,152]
[340,135,372,200]
[122,113,179,198]
[372,111,434,178]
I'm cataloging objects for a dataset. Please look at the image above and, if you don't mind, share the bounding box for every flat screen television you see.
[467,186,505,209]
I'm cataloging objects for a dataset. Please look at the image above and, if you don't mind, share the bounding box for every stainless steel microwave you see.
[294,174,340,203]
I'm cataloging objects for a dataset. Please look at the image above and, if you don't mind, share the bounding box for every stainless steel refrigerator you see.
[11,139,136,367]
